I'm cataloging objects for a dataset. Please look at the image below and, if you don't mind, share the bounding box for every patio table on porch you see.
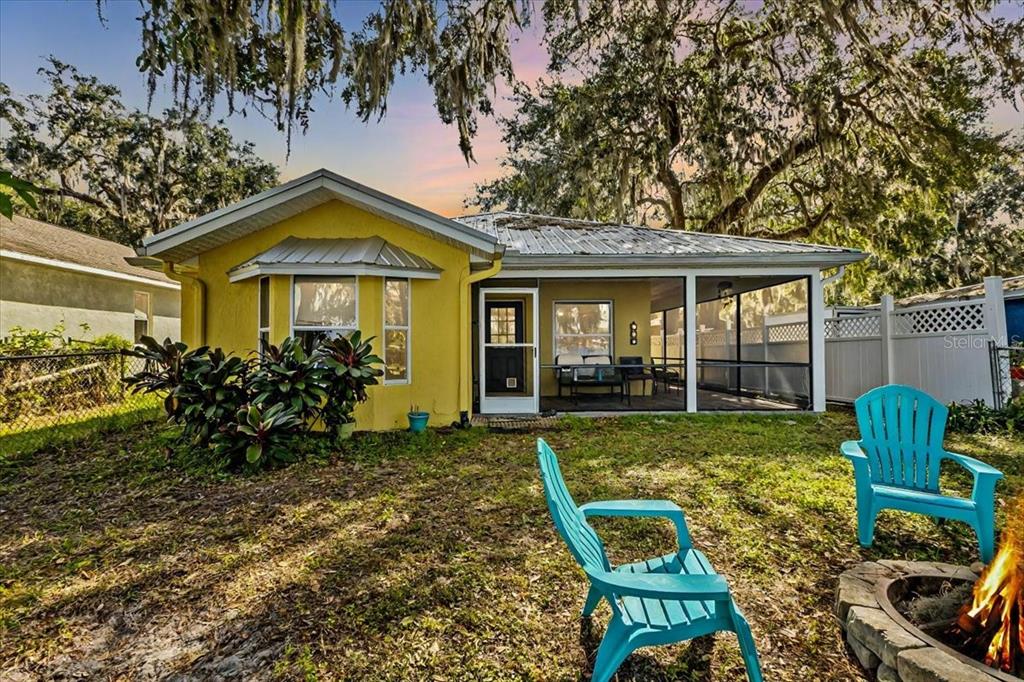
[541,362,687,406]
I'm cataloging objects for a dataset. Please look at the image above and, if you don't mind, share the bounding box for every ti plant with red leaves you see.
[316,331,383,433]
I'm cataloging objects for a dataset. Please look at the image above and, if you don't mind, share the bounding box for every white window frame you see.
[383,277,411,385]
[258,276,271,349]
[552,300,614,359]
[289,275,360,342]
[133,290,152,341]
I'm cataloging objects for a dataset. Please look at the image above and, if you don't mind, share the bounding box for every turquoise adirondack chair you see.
[536,439,763,682]
[842,384,1004,563]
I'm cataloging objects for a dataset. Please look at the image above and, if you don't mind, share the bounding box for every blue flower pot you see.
[407,411,429,433]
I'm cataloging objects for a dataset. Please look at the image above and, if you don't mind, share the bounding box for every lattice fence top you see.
[768,322,809,343]
[824,315,881,339]
[890,302,985,336]
[697,330,730,346]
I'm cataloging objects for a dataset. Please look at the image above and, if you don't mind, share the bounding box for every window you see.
[553,301,612,356]
[133,291,150,342]
[383,278,410,383]
[258,276,270,350]
[489,306,518,344]
[292,276,358,351]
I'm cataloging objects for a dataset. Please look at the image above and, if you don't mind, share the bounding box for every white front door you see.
[479,288,539,414]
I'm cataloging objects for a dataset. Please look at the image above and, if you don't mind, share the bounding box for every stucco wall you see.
[188,199,472,431]
[538,279,654,397]
[0,258,180,342]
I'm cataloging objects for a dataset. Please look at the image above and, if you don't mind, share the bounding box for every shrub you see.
[947,397,1024,434]
[316,331,383,432]
[250,337,328,425]
[125,333,383,471]
[211,402,303,468]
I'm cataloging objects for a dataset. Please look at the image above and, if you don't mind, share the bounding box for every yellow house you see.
[135,169,865,430]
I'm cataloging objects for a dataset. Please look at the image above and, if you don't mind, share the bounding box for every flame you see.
[958,499,1024,673]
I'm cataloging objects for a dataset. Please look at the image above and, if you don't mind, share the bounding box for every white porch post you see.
[685,274,697,412]
[810,273,827,412]
[879,294,895,384]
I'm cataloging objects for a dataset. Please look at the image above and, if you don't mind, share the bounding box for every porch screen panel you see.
[696,296,736,391]
[554,302,612,356]
[664,308,684,364]
[649,313,664,361]
[738,279,810,402]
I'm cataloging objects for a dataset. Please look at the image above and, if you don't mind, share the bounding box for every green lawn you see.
[1,412,1021,680]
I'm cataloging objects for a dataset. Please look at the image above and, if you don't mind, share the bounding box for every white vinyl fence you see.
[824,276,1009,406]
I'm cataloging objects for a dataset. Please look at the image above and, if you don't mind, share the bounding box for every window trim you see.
[289,274,360,342]
[552,299,614,359]
[383,277,411,385]
[133,290,152,342]
[258,276,271,350]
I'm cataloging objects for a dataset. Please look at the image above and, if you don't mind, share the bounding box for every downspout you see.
[459,257,503,424]
[162,263,205,345]
[821,264,846,289]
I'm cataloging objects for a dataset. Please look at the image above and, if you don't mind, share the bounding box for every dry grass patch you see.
[1,412,1021,680]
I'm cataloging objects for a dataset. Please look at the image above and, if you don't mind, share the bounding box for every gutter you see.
[458,257,503,420]
[162,263,205,345]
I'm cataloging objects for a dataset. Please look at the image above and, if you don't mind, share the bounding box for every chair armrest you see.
[580,500,693,549]
[840,440,867,460]
[940,451,1003,479]
[586,569,731,601]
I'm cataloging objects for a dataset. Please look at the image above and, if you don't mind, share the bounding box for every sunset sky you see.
[1,1,1020,218]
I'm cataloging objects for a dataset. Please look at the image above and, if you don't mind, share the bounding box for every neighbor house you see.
[133,169,865,430]
[1,215,180,343]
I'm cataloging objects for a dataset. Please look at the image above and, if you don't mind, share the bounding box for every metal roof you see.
[456,212,865,268]
[227,236,442,282]
[139,169,502,262]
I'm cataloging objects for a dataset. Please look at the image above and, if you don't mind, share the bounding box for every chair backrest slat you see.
[854,385,947,491]
[537,439,611,573]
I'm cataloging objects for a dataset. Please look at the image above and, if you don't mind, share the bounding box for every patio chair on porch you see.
[619,356,657,398]
[555,353,585,398]
[536,439,763,682]
[841,384,1004,563]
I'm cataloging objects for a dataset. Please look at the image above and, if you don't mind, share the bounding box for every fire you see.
[956,498,1024,674]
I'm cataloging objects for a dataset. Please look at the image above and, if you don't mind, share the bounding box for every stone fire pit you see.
[836,560,1019,681]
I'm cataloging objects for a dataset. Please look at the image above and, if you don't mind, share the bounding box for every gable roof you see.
[1,214,178,288]
[456,212,865,269]
[228,236,442,282]
[137,169,503,262]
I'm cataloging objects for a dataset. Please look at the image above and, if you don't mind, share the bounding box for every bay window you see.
[292,275,357,350]
[383,278,410,383]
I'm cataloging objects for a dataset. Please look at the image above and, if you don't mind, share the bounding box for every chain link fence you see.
[0,349,159,454]
[989,341,1024,409]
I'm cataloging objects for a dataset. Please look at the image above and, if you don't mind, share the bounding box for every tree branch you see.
[703,129,836,233]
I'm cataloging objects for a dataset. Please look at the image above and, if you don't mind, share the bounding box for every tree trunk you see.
[657,165,686,229]
[703,131,831,234]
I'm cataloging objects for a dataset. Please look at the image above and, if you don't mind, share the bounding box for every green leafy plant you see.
[316,331,383,434]
[125,336,206,422]
[210,402,302,469]
[250,337,328,426]
[176,348,251,446]
[125,333,382,470]
[947,397,1024,434]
